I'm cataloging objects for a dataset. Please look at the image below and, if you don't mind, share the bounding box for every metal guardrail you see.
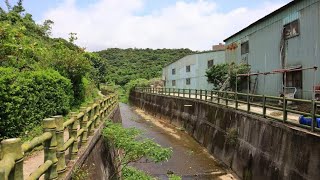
[0,94,118,180]
[136,87,320,132]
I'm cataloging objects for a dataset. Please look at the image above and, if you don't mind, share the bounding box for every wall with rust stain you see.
[130,91,320,180]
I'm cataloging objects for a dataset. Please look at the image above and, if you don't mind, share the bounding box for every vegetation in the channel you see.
[0,1,105,140]
[226,128,239,146]
[71,164,92,180]
[102,121,172,179]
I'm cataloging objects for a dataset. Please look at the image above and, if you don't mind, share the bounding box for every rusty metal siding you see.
[225,0,320,99]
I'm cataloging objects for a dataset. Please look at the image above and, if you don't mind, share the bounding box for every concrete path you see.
[120,103,238,180]
[156,92,301,125]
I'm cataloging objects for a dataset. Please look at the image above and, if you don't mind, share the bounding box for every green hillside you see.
[97,48,194,86]
[0,1,106,139]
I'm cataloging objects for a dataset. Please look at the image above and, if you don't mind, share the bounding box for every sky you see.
[1,0,292,51]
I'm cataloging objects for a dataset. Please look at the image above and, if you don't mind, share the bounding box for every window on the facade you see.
[285,70,302,89]
[241,41,249,55]
[284,20,300,39]
[186,78,191,85]
[208,60,214,68]
[186,65,190,72]
[172,68,176,75]
[172,80,176,86]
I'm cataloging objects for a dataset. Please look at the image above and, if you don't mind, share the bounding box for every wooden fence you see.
[0,94,118,180]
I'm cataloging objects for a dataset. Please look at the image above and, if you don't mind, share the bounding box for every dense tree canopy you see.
[97,48,194,86]
[0,1,103,138]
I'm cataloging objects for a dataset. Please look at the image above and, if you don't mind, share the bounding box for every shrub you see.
[206,63,250,90]
[0,67,73,139]
[125,78,150,92]
[226,128,238,146]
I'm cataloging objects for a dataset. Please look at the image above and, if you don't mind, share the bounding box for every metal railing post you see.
[189,89,191,98]
[43,118,58,180]
[210,91,213,102]
[169,88,171,96]
[178,89,180,97]
[200,90,203,100]
[235,92,238,109]
[195,89,198,99]
[311,100,317,131]
[247,93,250,112]
[205,90,208,101]
[262,95,266,118]
[217,91,220,104]
[282,96,287,122]
[225,92,228,106]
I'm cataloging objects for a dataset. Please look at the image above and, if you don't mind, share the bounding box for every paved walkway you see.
[152,92,301,125]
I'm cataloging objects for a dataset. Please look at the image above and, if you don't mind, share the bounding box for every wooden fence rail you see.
[136,87,320,133]
[0,94,118,180]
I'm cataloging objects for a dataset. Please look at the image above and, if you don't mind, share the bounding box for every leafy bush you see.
[122,166,154,180]
[125,78,150,92]
[103,121,172,179]
[226,128,238,146]
[0,67,73,139]
[0,1,101,139]
[206,63,250,90]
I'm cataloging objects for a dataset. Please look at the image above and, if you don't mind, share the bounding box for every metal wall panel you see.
[224,0,320,99]
[163,51,225,90]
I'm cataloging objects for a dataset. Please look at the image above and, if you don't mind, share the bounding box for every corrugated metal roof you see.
[224,0,297,42]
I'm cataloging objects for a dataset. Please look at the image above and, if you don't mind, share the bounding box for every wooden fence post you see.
[52,115,66,177]
[43,118,58,180]
[0,138,24,180]
[69,113,79,160]
[80,107,89,145]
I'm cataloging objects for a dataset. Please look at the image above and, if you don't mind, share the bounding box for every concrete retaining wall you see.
[66,105,122,180]
[129,91,320,180]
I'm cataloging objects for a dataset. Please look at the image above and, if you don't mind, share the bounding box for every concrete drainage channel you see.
[120,103,237,180]
[130,91,320,180]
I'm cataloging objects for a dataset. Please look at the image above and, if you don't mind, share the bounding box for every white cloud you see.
[43,0,287,51]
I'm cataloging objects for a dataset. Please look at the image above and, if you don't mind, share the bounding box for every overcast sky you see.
[1,0,291,51]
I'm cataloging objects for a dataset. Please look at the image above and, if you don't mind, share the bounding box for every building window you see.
[208,60,214,68]
[284,20,300,39]
[172,80,176,86]
[285,70,302,89]
[186,78,191,85]
[186,65,190,72]
[241,41,249,55]
[172,68,176,75]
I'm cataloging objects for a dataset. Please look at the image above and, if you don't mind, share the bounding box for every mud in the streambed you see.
[119,103,237,180]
